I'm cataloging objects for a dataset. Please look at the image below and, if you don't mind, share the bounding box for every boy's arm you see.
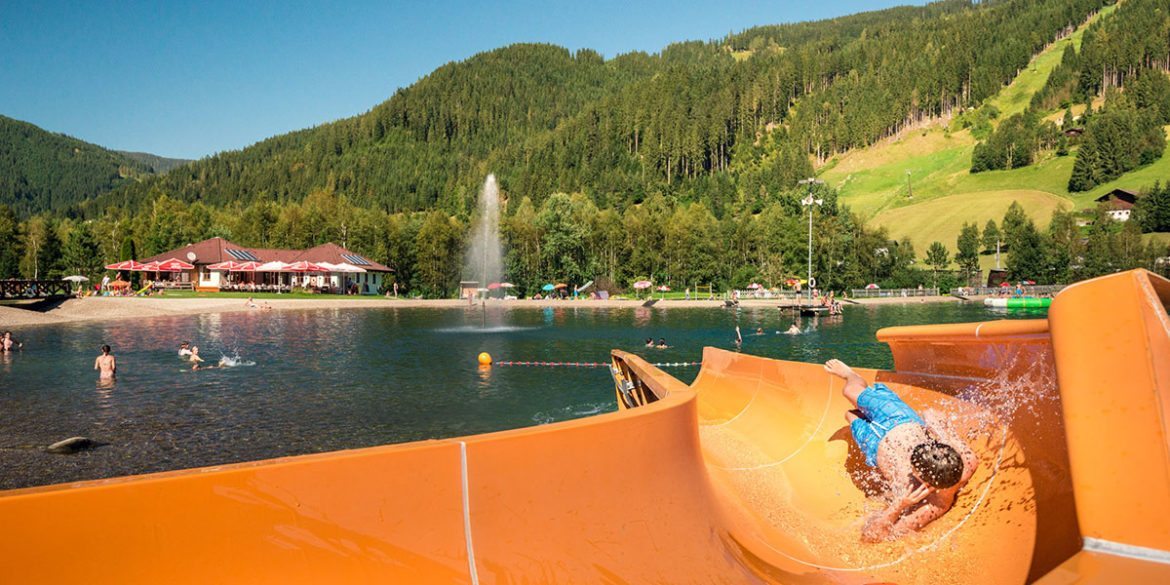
[863,489,953,542]
[111,356,116,373]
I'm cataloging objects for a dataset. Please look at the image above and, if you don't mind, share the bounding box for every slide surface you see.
[0,270,1167,583]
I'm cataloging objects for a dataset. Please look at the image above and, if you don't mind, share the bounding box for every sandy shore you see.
[0,294,963,328]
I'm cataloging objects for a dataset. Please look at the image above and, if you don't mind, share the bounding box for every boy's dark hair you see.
[101,344,111,354]
[911,441,964,488]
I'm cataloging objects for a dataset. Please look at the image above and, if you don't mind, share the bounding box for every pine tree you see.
[981,220,1000,254]
[1007,220,1047,283]
[955,222,980,281]
[926,241,949,288]
[1001,202,1029,251]
[61,222,102,279]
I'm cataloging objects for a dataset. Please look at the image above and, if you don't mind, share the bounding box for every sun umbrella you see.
[865,283,880,289]
[554,283,568,289]
[499,283,515,288]
[234,261,263,272]
[656,285,671,292]
[157,258,195,271]
[256,261,288,272]
[206,261,242,271]
[287,261,326,272]
[633,280,652,290]
[330,262,365,273]
[104,260,145,271]
[487,282,502,290]
[747,283,761,289]
[999,281,1012,287]
[63,275,89,282]
[541,284,555,291]
[139,261,161,272]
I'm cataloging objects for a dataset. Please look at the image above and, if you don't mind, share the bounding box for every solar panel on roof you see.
[226,249,258,261]
[341,254,370,266]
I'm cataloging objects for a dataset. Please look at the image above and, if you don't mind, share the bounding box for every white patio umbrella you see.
[63,275,89,282]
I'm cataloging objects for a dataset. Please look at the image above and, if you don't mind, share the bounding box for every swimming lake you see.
[0,302,1042,490]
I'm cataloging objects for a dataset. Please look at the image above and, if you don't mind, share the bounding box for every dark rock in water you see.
[46,436,104,454]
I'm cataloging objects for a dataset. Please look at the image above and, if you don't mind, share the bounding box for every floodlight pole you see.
[799,178,825,303]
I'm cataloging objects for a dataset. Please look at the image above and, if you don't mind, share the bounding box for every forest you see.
[3,0,1170,296]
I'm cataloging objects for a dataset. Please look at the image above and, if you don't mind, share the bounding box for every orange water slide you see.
[1,270,1168,583]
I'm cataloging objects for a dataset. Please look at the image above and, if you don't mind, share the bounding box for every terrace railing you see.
[848,287,939,298]
[0,279,72,299]
[951,284,1066,297]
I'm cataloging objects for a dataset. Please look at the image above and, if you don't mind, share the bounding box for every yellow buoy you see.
[477,352,492,366]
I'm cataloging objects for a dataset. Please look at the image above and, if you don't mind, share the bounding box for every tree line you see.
[3,182,1167,297]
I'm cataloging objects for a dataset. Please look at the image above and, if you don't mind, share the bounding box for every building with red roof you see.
[139,237,391,294]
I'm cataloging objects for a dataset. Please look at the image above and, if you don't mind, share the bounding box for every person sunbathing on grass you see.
[824,359,978,542]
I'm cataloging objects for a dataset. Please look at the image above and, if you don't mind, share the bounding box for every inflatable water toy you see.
[984,296,1052,308]
[0,269,1167,583]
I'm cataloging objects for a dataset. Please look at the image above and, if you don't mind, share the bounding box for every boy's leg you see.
[825,359,868,407]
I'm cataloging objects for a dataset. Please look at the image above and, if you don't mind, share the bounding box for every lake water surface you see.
[0,302,1041,490]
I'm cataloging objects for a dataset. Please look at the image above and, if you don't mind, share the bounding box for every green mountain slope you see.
[821,0,1170,253]
[0,115,164,216]
[91,0,1107,219]
[115,151,192,174]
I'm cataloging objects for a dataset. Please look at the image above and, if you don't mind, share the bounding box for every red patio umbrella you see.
[487,282,502,290]
[156,258,195,271]
[206,260,242,271]
[104,260,145,271]
[234,261,263,272]
[139,261,162,272]
[287,261,326,272]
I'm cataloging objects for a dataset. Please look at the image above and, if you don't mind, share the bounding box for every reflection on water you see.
[0,302,1039,490]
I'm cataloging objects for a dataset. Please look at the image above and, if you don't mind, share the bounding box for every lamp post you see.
[905,170,913,199]
[798,178,825,303]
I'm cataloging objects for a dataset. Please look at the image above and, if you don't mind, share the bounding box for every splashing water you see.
[463,174,504,289]
[218,353,256,368]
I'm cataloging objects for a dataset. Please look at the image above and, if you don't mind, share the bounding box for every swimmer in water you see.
[189,346,217,370]
[645,337,655,348]
[755,327,764,335]
[178,341,193,358]
[824,359,977,542]
[735,326,743,346]
[94,344,116,380]
[656,338,669,349]
[2,331,22,352]
[786,323,801,335]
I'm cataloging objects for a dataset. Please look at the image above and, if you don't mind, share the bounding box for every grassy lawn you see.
[1145,232,1170,249]
[870,189,1071,252]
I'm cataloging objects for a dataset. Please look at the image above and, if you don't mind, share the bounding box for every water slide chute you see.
[0,270,1167,583]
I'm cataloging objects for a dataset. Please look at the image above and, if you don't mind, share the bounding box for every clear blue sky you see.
[0,0,924,159]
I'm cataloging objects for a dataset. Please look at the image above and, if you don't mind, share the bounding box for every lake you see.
[0,302,1041,490]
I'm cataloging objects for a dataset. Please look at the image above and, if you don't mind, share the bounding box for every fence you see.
[0,279,72,299]
[951,284,1066,297]
[848,287,940,298]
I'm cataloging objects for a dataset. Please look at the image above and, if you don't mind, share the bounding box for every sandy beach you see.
[0,293,963,328]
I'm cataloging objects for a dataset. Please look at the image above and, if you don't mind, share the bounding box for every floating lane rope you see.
[492,360,701,368]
